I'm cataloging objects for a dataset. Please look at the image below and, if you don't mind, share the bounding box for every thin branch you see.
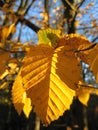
[18,17,40,33]
[91,36,98,43]
[17,23,22,42]
[77,25,98,30]
[24,0,30,8]
[62,0,77,33]
[65,0,76,11]
[79,84,98,89]
[44,0,49,27]
[75,43,97,52]
[24,0,36,16]
[77,0,86,9]
[17,0,23,13]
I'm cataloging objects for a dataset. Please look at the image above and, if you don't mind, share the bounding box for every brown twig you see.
[75,43,97,52]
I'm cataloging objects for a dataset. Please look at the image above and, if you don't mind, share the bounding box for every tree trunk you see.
[62,0,76,33]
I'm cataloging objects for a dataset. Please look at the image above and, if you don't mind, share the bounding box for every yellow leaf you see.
[22,45,81,90]
[7,24,16,37]
[76,87,91,106]
[1,24,16,42]
[76,82,98,105]
[12,73,32,117]
[57,33,93,64]
[0,69,9,80]
[77,44,93,63]
[0,50,10,79]
[87,44,98,83]
[8,62,19,74]
[12,33,93,124]
[16,44,83,124]
[57,33,94,64]
[57,33,90,50]
[0,82,9,89]
[12,73,25,115]
[22,92,32,118]
[38,28,61,48]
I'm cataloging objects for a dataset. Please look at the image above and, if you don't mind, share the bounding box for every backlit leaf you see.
[57,33,92,63]
[76,87,92,106]
[12,73,25,115]
[22,92,32,118]
[76,82,98,105]
[86,44,98,83]
[57,33,90,49]
[0,69,9,80]
[77,42,95,63]
[12,73,32,117]
[12,32,96,125]
[0,50,10,79]
[38,28,61,48]
[1,24,16,43]
[15,44,83,124]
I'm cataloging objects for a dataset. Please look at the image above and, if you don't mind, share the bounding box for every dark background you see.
[0,94,98,130]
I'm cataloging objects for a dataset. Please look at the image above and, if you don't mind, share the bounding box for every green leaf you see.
[38,28,61,48]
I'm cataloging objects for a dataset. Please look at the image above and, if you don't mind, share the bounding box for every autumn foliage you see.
[0,27,98,125]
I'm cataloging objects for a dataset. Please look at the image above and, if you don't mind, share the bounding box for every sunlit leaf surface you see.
[0,50,10,79]
[12,73,25,115]
[76,82,98,106]
[12,30,98,125]
[38,28,61,48]
[87,44,98,83]
[22,92,32,118]
[13,43,83,124]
